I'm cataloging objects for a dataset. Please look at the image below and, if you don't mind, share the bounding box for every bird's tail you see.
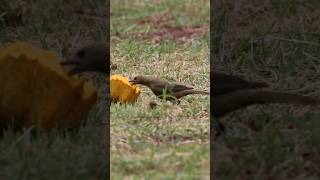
[187,90,210,95]
[175,89,209,99]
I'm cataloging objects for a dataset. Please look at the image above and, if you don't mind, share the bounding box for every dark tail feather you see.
[174,89,209,99]
[213,90,319,118]
[187,90,209,95]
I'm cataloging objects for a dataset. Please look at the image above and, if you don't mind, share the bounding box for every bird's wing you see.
[170,83,194,92]
[148,83,167,96]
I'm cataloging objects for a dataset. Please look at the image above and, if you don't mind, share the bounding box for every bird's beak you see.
[129,79,136,85]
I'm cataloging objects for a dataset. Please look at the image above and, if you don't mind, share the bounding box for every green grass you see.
[0,1,107,179]
[111,0,210,179]
[213,0,320,179]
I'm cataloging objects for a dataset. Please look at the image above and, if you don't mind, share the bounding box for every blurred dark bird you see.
[60,43,109,75]
[60,43,114,107]
[212,72,319,135]
[130,75,209,102]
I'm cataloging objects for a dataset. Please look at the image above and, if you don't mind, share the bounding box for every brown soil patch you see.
[118,24,209,43]
[116,11,209,42]
[137,11,174,28]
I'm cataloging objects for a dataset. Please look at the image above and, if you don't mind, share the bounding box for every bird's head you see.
[60,43,108,75]
[129,76,149,85]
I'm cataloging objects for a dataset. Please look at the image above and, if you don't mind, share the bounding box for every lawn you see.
[213,0,320,179]
[0,1,107,179]
[110,0,210,179]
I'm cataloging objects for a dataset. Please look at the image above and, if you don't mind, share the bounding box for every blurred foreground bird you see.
[60,43,112,75]
[130,75,209,102]
[212,72,319,135]
[212,72,319,118]
[60,43,114,106]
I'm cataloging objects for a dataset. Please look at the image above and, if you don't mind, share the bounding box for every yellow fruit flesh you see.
[110,75,141,103]
[0,42,97,131]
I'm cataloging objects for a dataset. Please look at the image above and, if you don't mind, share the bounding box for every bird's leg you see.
[163,95,180,105]
[172,99,181,105]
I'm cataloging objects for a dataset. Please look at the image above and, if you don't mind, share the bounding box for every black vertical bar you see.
[210,0,215,179]
[105,0,111,179]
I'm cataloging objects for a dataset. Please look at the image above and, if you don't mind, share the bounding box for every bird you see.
[129,75,209,102]
[60,43,109,75]
[212,72,319,136]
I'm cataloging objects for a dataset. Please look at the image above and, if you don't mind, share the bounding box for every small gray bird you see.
[60,43,108,75]
[130,75,209,102]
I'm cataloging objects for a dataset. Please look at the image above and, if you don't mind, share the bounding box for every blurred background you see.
[213,0,320,179]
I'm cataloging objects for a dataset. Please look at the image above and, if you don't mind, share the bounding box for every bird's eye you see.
[77,49,85,58]
[134,77,137,80]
